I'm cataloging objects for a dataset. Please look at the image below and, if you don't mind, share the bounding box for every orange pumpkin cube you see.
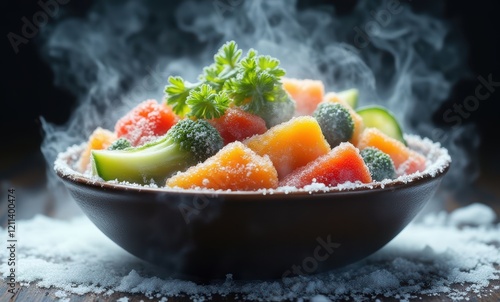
[282,77,325,116]
[166,141,278,190]
[244,116,331,179]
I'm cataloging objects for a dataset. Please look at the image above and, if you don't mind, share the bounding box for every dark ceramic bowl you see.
[55,135,450,281]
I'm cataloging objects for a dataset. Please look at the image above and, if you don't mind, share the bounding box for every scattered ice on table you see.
[1,203,498,301]
[449,203,497,226]
[310,294,331,302]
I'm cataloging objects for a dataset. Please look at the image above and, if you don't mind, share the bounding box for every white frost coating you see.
[1,204,498,301]
[449,203,497,226]
[54,134,451,193]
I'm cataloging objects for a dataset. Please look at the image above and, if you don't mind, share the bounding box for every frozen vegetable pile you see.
[77,41,427,191]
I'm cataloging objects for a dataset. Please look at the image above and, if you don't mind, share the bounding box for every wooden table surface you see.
[2,278,500,301]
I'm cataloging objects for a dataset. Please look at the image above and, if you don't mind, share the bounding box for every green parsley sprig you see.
[224,50,288,114]
[186,84,230,119]
[164,40,288,120]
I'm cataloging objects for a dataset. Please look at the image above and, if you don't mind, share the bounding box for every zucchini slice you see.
[356,105,406,145]
[337,88,359,109]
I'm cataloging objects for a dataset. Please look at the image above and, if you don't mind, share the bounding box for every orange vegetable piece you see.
[323,92,365,146]
[357,128,426,175]
[282,77,325,116]
[244,116,331,179]
[279,142,372,188]
[208,107,267,145]
[115,99,179,146]
[78,127,117,172]
[166,141,278,190]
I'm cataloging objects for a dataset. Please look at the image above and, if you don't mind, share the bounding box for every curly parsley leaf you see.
[226,49,287,114]
[258,55,285,78]
[186,84,230,119]
[166,41,242,117]
[164,40,288,119]
[200,41,242,90]
[215,40,242,69]
[165,76,195,116]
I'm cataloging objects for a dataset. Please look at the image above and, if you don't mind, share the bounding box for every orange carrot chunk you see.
[357,128,426,175]
[78,127,117,172]
[244,116,331,179]
[282,77,325,116]
[323,92,365,146]
[208,107,267,145]
[166,141,278,190]
[279,142,372,188]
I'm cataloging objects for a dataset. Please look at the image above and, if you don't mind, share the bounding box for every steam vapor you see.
[39,0,474,215]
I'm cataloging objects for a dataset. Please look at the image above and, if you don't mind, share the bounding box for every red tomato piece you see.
[115,99,179,146]
[208,107,267,145]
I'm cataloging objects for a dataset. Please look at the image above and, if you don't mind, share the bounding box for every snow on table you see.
[1,203,499,302]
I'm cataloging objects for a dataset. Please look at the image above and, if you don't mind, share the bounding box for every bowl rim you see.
[54,134,451,197]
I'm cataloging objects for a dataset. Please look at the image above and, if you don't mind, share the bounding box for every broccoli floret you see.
[254,92,296,128]
[360,147,396,181]
[91,119,223,185]
[108,138,131,150]
[313,102,354,147]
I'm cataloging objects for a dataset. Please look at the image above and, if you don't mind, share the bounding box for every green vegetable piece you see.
[107,138,131,151]
[186,84,230,119]
[252,90,296,128]
[313,102,354,148]
[356,105,406,145]
[360,147,397,181]
[164,40,289,122]
[165,76,194,117]
[201,40,242,88]
[226,50,287,114]
[165,41,242,117]
[337,88,359,109]
[92,119,223,185]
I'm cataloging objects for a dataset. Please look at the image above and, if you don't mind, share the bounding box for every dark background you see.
[2,0,500,211]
